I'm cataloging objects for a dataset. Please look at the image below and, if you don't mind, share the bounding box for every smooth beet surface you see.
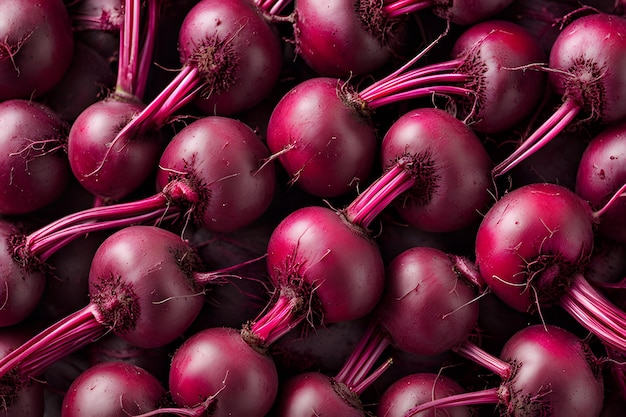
[275,372,366,417]
[0,99,71,216]
[376,246,480,356]
[61,361,166,417]
[87,225,206,348]
[156,115,277,233]
[448,19,547,134]
[475,182,594,313]
[293,0,405,78]
[377,372,471,417]
[169,326,278,417]
[266,205,386,324]
[177,0,283,116]
[379,107,493,232]
[576,120,626,244]
[0,0,74,100]
[67,97,164,201]
[497,324,604,417]
[266,77,378,197]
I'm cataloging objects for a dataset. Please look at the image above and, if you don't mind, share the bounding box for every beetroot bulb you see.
[493,13,626,177]
[376,372,471,417]
[344,107,493,233]
[67,0,163,204]
[266,19,544,197]
[61,361,167,417]
[234,164,400,349]
[121,326,280,417]
[576,120,626,244]
[0,0,74,100]
[374,246,484,358]
[274,322,393,416]
[0,99,71,216]
[401,324,605,417]
[292,0,408,78]
[474,182,626,353]
[0,225,250,398]
[155,326,278,417]
[243,204,386,349]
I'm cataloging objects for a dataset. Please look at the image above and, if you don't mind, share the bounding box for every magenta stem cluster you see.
[382,0,433,17]
[343,158,416,229]
[401,387,500,417]
[116,0,159,99]
[255,0,293,15]
[249,290,307,346]
[16,179,199,262]
[453,339,512,379]
[357,53,474,110]
[334,322,392,395]
[115,65,201,141]
[559,273,626,352]
[0,305,104,380]
[492,98,581,177]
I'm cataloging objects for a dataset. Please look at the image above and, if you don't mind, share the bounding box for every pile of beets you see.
[1,0,626,416]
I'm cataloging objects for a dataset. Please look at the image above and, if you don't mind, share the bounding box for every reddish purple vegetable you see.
[0,99,70,216]
[0,0,74,100]
[293,0,408,77]
[375,246,483,357]
[475,182,626,352]
[404,324,605,417]
[377,372,471,417]
[61,361,166,417]
[67,98,165,202]
[493,13,626,177]
[576,120,626,244]
[167,326,279,417]
[246,204,385,347]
